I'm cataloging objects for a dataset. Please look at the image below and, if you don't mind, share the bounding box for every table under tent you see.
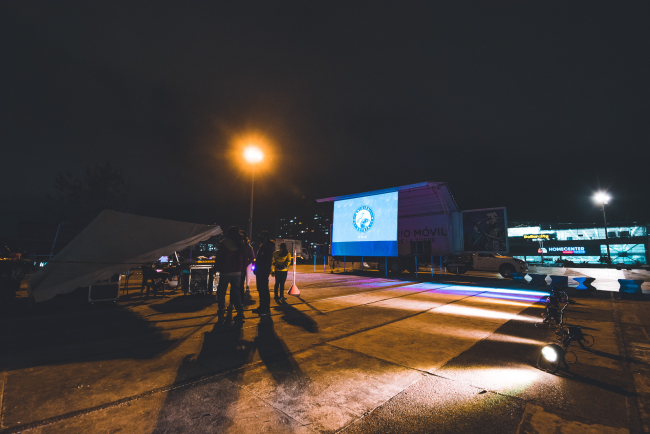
[28,210,222,303]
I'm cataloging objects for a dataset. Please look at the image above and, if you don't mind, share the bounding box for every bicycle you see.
[549,285,573,305]
[552,325,594,365]
[536,299,569,328]
[555,325,594,350]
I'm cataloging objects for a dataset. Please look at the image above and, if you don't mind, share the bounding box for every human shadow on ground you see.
[152,317,255,433]
[254,315,308,405]
[273,301,319,333]
[153,314,307,432]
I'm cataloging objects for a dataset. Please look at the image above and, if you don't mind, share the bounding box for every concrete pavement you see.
[1,266,649,433]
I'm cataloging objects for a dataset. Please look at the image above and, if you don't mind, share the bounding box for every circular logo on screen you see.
[353,206,374,232]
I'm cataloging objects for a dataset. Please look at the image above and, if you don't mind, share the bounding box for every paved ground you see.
[1,266,649,433]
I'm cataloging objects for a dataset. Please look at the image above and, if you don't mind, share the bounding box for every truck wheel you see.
[499,264,516,278]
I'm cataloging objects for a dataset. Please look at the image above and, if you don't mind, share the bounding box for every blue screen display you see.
[332,191,398,256]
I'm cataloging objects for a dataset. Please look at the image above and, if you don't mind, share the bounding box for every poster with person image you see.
[462,207,508,252]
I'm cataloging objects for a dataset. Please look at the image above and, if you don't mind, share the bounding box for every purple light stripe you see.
[475,293,543,302]
[357,281,405,287]
[441,285,549,297]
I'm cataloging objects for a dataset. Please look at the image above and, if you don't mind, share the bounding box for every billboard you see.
[462,207,508,252]
[332,191,398,256]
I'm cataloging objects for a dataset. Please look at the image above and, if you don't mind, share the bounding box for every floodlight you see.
[541,345,558,362]
[593,191,610,205]
[536,343,565,373]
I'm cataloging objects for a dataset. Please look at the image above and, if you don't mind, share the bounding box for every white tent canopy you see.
[29,210,222,302]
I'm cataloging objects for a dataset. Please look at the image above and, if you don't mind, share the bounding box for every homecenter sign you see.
[541,246,586,254]
[522,242,600,256]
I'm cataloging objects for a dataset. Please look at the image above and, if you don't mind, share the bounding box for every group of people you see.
[211,225,293,320]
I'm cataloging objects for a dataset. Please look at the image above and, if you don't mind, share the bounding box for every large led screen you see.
[332,191,398,256]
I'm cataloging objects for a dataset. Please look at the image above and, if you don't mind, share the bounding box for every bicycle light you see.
[537,344,564,373]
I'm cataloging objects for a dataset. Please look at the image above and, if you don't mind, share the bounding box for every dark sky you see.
[2,1,649,235]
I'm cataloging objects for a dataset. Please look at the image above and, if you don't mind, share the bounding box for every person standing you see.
[213,226,253,321]
[272,242,292,302]
[239,231,256,306]
[252,231,275,314]
[140,264,155,297]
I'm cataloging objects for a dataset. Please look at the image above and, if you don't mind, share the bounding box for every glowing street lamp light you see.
[244,146,263,164]
[244,146,263,238]
[593,192,610,205]
[593,191,611,264]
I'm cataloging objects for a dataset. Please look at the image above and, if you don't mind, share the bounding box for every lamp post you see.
[593,192,611,264]
[243,146,263,238]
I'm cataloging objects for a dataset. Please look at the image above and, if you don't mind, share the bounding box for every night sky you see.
[2,1,649,237]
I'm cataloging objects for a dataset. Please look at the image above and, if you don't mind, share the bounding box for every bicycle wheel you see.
[581,334,594,348]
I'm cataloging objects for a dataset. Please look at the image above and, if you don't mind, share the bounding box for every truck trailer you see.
[317,182,527,277]
[275,238,311,262]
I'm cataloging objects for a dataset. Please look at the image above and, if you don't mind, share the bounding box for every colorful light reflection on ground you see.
[475,293,545,303]
[441,285,550,297]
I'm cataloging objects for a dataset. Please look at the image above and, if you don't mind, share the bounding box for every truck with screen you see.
[317,182,527,277]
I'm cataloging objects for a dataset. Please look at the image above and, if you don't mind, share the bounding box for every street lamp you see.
[243,146,263,238]
[593,191,611,264]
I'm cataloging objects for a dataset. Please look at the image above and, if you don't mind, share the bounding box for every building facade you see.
[197,235,222,255]
[278,213,331,251]
[508,223,648,265]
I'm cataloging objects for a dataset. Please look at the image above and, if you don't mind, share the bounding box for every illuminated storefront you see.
[508,224,648,265]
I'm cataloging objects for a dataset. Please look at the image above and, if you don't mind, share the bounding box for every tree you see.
[50,162,132,227]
